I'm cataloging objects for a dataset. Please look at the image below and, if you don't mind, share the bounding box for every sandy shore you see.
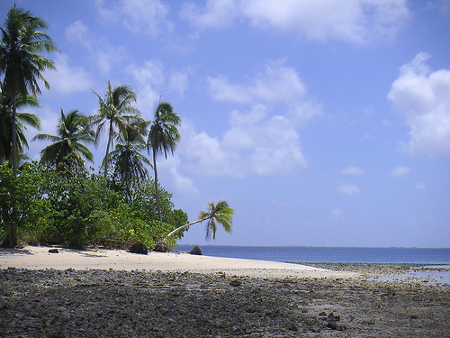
[1,246,449,337]
[0,245,355,278]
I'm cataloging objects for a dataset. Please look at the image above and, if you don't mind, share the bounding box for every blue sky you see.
[2,0,449,247]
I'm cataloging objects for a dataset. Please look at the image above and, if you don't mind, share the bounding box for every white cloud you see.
[415,182,426,190]
[44,54,93,95]
[65,21,126,76]
[180,105,306,177]
[330,208,344,222]
[342,165,365,175]
[390,166,410,177]
[181,0,410,44]
[95,0,173,36]
[180,0,239,29]
[339,183,361,195]
[208,60,321,125]
[128,61,189,115]
[65,20,89,45]
[388,53,450,156]
[157,156,199,198]
[169,71,189,97]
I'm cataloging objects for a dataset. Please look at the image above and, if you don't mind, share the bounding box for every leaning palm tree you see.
[0,89,41,162]
[90,81,144,201]
[32,109,95,171]
[147,102,181,221]
[108,123,152,200]
[167,201,235,240]
[0,5,58,177]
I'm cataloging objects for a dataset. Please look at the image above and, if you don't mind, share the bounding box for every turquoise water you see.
[175,245,450,264]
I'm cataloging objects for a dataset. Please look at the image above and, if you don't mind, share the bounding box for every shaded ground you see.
[0,266,449,337]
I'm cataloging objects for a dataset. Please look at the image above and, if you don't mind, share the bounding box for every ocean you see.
[175,245,450,264]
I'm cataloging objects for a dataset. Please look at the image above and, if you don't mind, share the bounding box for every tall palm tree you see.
[90,81,143,201]
[108,123,151,200]
[147,102,181,221]
[0,88,41,162]
[0,5,58,177]
[32,109,95,171]
[167,201,234,240]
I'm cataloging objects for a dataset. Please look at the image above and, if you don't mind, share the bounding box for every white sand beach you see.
[0,245,354,278]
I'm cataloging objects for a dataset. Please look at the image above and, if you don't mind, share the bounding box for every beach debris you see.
[48,248,59,253]
[153,242,170,253]
[189,246,202,255]
[129,243,148,255]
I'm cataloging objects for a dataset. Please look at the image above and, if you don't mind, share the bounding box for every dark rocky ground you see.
[0,266,449,337]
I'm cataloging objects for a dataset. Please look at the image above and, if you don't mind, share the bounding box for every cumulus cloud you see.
[95,0,173,36]
[208,60,321,125]
[390,166,410,177]
[157,156,199,198]
[177,59,318,177]
[180,0,239,29]
[181,0,410,43]
[44,54,93,95]
[342,165,365,175]
[180,105,307,177]
[128,61,190,115]
[388,53,450,156]
[339,183,361,195]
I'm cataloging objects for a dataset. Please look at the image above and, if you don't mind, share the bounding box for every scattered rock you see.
[229,279,242,287]
[129,243,148,255]
[48,248,59,254]
[189,246,202,255]
[153,242,170,253]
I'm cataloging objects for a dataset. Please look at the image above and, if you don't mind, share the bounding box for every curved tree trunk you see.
[153,149,162,221]
[166,216,211,238]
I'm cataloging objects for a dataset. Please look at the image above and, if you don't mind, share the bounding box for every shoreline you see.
[1,246,449,336]
[0,245,357,279]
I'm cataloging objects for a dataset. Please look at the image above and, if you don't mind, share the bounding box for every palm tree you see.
[0,89,41,162]
[167,201,235,240]
[0,5,58,177]
[147,102,181,221]
[90,81,143,201]
[32,109,95,171]
[108,123,152,200]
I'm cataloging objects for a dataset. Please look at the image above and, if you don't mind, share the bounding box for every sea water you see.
[175,245,450,264]
[176,245,450,283]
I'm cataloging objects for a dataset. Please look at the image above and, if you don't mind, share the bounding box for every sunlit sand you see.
[0,245,355,278]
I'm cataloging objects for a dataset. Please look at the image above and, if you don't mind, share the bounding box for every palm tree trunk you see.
[102,120,114,202]
[4,97,18,247]
[12,97,17,177]
[153,149,162,221]
[166,216,211,238]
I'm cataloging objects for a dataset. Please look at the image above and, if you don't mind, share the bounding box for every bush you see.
[0,162,190,249]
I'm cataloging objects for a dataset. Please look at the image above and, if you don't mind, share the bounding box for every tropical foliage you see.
[0,5,58,176]
[0,5,235,248]
[90,81,144,198]
[0,89,40,162]
[167,201,235,240]
[147,102,181,221]
[0,161,188,249]
[33,109,95,171]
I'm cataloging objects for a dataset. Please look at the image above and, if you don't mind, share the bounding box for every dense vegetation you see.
[0,5,190,249]
[0,160,188,249]
[0,5,234,249]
